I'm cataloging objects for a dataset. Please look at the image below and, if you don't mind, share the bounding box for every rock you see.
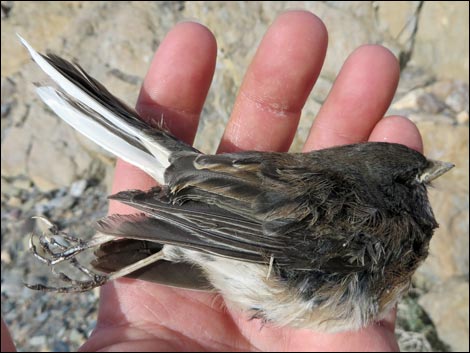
[70,179,87,198]
[29,335,47,347]
[396,294,448,352]
[1,249,12,265]
[412,2,469,81]
[69,329,84,344]
[456,110,469,124]
[392,88,425,110]
[419,277,469,352]
[27,137,78,191]
[416,92,445,114]
[445,81,469,113]
[415,122,469,284]
[193,117,226,154]
[427,80,456,101]
[11,177,32,190]
[310,76,333,104]
[1,77,16,119]
[4,99,105,191]
[396,65,435,95]
[391,80,469,125]
[52,341,70,352]
[1,1,14,19]
[390,88,455,125]
[46,193,76,211]
[376,1,421,54]
[408,112,455,125]
[7,196,22,208]
[1,2,85,76]
[1,125,32,177]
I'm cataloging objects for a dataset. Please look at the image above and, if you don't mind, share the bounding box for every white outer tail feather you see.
[36,86,165,182]
[18,34,169,184]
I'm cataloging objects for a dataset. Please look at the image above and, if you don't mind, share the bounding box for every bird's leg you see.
[29,216,112,265]
[26,217,112,292]
[26,217,167,292]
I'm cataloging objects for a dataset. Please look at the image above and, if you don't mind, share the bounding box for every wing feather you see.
[95,188,289,263]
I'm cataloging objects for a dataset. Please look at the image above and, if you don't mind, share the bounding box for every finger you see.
[304,45,400,151]
[110,22,217,214]
[233,309,399,351]
[1,318,15,352]
[369,115,423,153]
[137,22,217,143]
[218,10,327,153]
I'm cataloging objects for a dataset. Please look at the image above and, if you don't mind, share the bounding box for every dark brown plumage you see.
[90,142,444,329]
[21,35,454,332]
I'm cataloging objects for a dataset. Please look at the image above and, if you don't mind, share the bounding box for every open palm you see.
[81,11,423,351]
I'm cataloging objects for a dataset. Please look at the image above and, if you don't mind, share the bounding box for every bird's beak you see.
[419,160,455,183]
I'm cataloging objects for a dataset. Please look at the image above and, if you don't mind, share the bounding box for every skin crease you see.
[1,10,425,352]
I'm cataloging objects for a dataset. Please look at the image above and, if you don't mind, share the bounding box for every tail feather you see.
[36,86,166,182]
[18,34,198,184]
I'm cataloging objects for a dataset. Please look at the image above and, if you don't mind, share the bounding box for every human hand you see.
[80,10,422,351]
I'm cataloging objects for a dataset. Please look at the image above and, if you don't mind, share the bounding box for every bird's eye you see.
[394,172,414,186]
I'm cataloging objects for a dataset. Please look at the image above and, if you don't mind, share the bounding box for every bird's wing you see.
[97,188,288,264]
[96,151,324,269]
[164,151,314,224]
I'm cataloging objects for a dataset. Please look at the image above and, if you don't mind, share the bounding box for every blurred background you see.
[1,1,468,351]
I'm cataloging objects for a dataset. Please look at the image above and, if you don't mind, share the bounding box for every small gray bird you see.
[19,35,454,332]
